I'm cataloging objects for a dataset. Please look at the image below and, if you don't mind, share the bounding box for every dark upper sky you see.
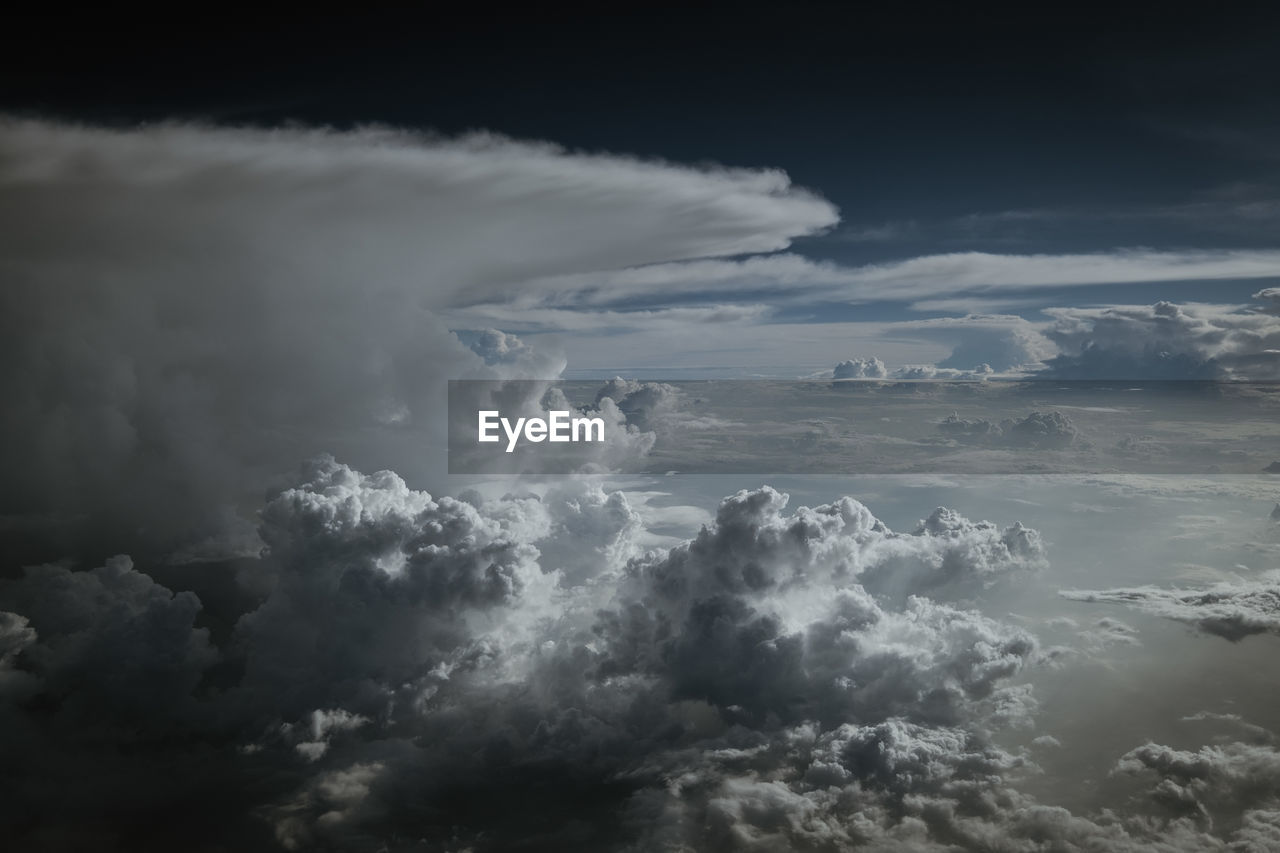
[6,4,1280,261]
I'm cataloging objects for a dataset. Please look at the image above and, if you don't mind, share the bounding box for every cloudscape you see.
[2,7,1280,852]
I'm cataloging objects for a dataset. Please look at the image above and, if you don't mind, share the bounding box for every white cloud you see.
[445,303,776,333]
[498,249,1280,308]
[6,457,1280,849]
[833,357,888,379]
[1042,299,1280,379]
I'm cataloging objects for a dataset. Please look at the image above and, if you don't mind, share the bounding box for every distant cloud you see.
[1041,298,1280,380]
[894,362,997,380]
[501,249,1280,309]
[1061,571,1280,641]
[939,410,1083,449]
[1117,739,1280,824]
[1254,286,1280,312]
[452,328,566,375]
[445,302,774,333]
[832,356,888,379]
[826,356,1001,381]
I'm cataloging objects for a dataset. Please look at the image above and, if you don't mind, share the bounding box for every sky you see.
[5,5,1280,377]
[3,7,1280,853]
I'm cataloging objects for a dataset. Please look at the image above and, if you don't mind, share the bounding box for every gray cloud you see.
[500,250,1280,309]
[593,378,685,431]
[0,118,835,564]
[452,328,566,376]
[3,457,1279,849]
[1116,739,1280,825]
[597,486,1043,730]
[0,459,1063,849]
[938,410,1082,450]
[0,555,217,726]
[1042,298,1280,380]
[5,115,1279,853]
[1061,572,1280,641]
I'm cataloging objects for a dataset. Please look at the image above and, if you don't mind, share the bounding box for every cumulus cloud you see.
[833,357,888,379]
[529,480,645,586]
[895,363,997,380]
[231,474,1055,848]
[1041,297,1280,380]
[0,555,217,725]
[7,116,1280,852]
[593,377,685,431]
[599,486,1044,729]
[452,327,566,376]
[938,410,1082,449]
[1116,739,1280,824]
[4,455,1280,849]
[234,454,560,722]
[889,313,1055,374]
[1061,571,1280,641]
[0,457,1071,849]
[827,357,1004,382]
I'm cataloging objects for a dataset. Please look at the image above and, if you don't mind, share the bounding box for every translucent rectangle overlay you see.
[448,379,1280,475]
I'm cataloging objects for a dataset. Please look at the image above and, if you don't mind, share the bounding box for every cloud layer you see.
[3,458,1275,850]
[1062,571,1280,641]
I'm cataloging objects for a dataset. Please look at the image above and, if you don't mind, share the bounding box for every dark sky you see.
[7,5,1280,259]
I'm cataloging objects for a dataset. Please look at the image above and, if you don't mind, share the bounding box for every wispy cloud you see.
[491,249,1280,312]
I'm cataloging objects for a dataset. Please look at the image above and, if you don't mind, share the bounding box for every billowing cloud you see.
[234,454,559,722]
[938,410,1082,449]
[452,328,566,376]
[3,457,1279,849]
[0,555,217,726]
[593,378,685,431]
[833,357,888,379]
[894,363,997,380]
[0,118,836,563]
[598,485,1044,729]
[0,459,1066,848]
[6,115,1279,852]
[1117,739,1280,824]
[1042,298,1280,380]
[814,316,1052,379]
